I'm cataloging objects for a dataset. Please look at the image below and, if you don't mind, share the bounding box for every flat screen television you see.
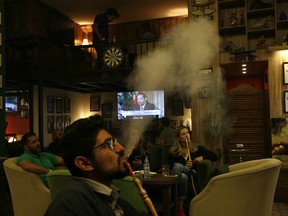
[117,90,165,120]
[5,96,19,112]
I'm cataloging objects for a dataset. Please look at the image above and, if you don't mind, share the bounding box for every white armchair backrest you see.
[189,158,281,216]
[3,157,52,216]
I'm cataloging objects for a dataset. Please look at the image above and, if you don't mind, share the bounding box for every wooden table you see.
[141,174,178,216]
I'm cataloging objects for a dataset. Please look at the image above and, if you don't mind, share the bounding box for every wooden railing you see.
[6,36,160,82]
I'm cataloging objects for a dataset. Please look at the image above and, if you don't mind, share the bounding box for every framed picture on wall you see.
[64,97,70,113]
[56,116,64,129]
[90,96,100,111]
[101,103,112,118]
[283,62,288,84]
[172,100,184,116]
[0,96,2,110]
[184,95,192,108]
[284,91,288,113]
[64,116,71,128]
[56,97,63,113]
[47,116,55,133]
[47,96,55,113]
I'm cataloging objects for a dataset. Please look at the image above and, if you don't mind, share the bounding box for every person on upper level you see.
[93,8,120,68]
[93,8,119,44]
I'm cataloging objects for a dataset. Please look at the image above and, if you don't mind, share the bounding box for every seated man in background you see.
[47,128,63,156]
[17,132,64,186]
[45,114,147,216]
[159,116,175,165]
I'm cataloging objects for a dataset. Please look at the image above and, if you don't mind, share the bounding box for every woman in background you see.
[168,126,218,216]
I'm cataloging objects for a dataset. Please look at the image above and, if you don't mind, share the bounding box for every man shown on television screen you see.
[133,92,156,111]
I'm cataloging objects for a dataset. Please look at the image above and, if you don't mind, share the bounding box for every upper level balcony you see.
[6,36,160,92]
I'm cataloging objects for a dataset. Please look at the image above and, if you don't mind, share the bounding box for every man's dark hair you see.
[105,8,120,18]
[161,117,170,127]
[137,92,147,99]
[21,132,36,146]
[60,115,105,177]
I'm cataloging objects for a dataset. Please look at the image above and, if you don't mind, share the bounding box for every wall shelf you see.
[218,0,288,51]
[268,45,288,51]
[219,25,246,35]
[247,8,275,17]
[218,0,245,8]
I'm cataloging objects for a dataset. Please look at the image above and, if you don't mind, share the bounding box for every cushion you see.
[196,161,230,192]
[214,164,230,176]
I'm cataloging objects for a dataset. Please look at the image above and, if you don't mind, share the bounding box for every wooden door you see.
[226,83,270,164]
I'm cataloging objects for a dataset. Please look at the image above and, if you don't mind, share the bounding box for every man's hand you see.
[19,160,51,174]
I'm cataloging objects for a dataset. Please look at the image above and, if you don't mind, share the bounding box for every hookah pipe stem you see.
[186,139,191,161]
[126,162,158,216]
[186,139,198,195]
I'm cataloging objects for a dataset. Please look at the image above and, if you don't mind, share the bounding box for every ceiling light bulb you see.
[242,64,246,67]
[242,71,247,74]
[242,68,246,71]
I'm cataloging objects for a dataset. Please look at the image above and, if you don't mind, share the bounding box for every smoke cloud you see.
[123,18,223,157]
[128,18,219,94]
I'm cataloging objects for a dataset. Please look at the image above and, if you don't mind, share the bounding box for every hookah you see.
[125,161,158,216]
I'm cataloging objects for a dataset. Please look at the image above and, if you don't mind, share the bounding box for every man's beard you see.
[91,155,130,180]
[111,165,129,179]
[30,148,41,155]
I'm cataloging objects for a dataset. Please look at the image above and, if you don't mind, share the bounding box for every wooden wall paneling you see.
[110,23,137,42]
[110,16,188,42]
[49,8,75,45]
[268,51,288,118]
[31,0,49,38]
[19,0,32,37]
[6,0,74,44]
[227,84,266,164]
[5,0,49,39]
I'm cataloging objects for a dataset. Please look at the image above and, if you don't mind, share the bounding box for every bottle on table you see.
[143,156,150,179]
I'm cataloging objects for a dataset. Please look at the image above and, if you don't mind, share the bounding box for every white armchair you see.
[3,157,52,216]
[189,158,281,216]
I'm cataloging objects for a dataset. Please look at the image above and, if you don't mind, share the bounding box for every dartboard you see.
[103,46,124,68]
